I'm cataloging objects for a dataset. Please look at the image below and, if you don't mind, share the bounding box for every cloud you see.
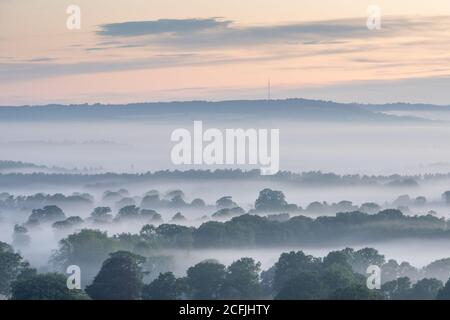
[3,16,450,87]
[96,17,369,49]
[98,18,232,37]
[0,55,201,81]
[24,57,56,62]
[95,16,450,49]
[0,51,323,82]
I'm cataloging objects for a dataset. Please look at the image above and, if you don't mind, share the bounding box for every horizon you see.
[1,96,450,108]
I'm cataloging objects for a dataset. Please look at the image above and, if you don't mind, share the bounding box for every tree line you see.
[4,241,450,300]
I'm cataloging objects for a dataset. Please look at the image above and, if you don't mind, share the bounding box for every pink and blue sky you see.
[1,0,450,105]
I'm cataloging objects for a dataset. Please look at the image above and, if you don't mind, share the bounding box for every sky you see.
[1,0,450,105]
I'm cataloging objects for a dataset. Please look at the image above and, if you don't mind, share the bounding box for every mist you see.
[2,101,450,300]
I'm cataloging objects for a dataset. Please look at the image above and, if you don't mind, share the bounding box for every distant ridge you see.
[0,98,434,122]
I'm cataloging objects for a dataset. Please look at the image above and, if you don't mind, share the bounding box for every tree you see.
[169,195,186,208]
[86,251,146,300]
[114,233,144,252]
[116,205,140,220]
[165,190,185,200]
[322,263,360,295]
[156,224,193,248]
[381,259,400,283]
[51,229,117,268]
[273,251,321,293]
[142,272,185,300]
[410,278,442,300]
[345,248,385,275]
[220,258,262,299]
[12,224,30,247]
[397,262,419,283]
[423,258,450,283]
[0,242,24,296]
[11,273,88,300]
[442,191,450,205]
[330,284,382,300]
[323,251,351,269]
[381,277,411,299]
[212,207,245,220]
[90,207,113,223]
[186,261,226,299]
[255,189,287,212]
[216,196,237,209]
[27,205,66,225]
[359,202,381,214]
[275,272,324,300]
[191,198,206,207]
[171,212,186,222]
[260,266,276,298]
[50,229,119,287]
[91,206,112,218]
[117,189,130,197]
[414,196,427,207]
[115,198,136,210]
[193,221,228,247]
[437,279,450,300]
[334,200,357,212]
[102,191,122,202]
[393,194,411,207]
[52,216,84,229]
[0,242,12,252]
[308,201,330,214]
[140,209,162,222]
[139,224,157,241]
[140,194,161,209]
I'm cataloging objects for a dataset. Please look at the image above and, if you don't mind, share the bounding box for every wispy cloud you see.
[0,50,336,81]
[97,17,369,48]
[23,57,56,62]
[0,54,203,81]
[95,16,450,49]
[98,18,232,37]
[3,15,450,91]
